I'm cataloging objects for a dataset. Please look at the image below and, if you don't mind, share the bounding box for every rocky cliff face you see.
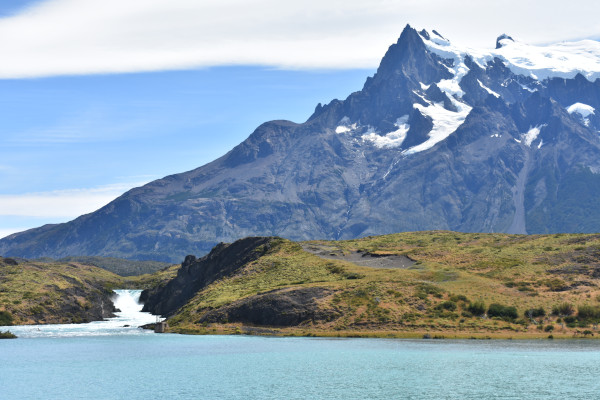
[140,237,275,316]
[3,25,600,262]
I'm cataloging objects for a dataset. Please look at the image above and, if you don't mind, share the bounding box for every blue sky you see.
[0,66,371,237]
[1,0,600,238]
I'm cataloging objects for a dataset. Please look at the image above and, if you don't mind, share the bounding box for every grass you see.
[164,231,600,338]
[0,256,177,325]
[5,230,600,338]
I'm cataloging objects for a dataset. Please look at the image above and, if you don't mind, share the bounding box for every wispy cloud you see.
[0,228,28,239]
[0,0,598,78]
[6,109,164,145]
[0,181,149,218]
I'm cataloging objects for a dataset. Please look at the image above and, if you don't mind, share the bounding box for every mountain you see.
[3,25,600,262]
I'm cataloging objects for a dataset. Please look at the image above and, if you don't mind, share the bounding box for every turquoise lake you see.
[3,291,600,399]
[4,334,600,399]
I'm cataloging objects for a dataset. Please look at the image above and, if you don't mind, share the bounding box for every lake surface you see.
[2,291,600,399]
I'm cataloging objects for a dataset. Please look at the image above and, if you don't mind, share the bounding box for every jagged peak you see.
[432,30,446,40]
[418,28,450,46]
[371,24,451,83]
[496,34,515,49]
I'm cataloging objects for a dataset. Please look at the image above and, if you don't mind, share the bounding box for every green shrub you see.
[552,302,574,316]
[544,325,554,332]
[577,304,600,321]
[487,303,518,321]
[564,316,577,328]
[344,272,364,280]
[468,300,486,317]
[0,330,17,339]
[0,311,13,326]
[435,301,457,311]
[326,265,345,274]
[416,284,444,299]
[449,294,469,303]
[524,307,546,319]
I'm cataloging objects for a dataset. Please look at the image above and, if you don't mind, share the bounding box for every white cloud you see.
[8,111,161,145]
[0,228,27,239]
[0,0,599,78]
[0,182,146,218]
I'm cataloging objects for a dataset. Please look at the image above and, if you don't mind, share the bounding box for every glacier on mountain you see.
[420,29,600,81]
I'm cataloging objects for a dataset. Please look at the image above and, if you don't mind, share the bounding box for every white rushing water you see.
[1,289,163,338]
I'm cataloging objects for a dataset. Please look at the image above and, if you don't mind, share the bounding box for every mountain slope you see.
[3,25,600,262]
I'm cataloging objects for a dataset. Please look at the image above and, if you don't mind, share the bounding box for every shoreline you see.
[166,324,600,340]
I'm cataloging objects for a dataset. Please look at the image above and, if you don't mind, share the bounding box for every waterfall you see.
[3,289,163,338]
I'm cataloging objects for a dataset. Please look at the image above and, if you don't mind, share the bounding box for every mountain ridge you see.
[3,25,600,262]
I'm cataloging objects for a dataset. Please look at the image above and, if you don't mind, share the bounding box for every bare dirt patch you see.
[302,244,415,269]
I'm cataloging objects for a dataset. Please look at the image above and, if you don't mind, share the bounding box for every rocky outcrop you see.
[141,237,276,316]
[199,287,337,327]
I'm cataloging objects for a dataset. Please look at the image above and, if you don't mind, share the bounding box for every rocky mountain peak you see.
[371,24,451,87]
[3,27,600,261]
[496,33,515,49]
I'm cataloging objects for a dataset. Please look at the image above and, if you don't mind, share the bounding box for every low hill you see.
[51,256,170,276]
[0,257,122,325]
[0,257,178,325]
[141,231,600,338]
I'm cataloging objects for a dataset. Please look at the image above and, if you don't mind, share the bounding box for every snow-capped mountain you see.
[3,24,600,262]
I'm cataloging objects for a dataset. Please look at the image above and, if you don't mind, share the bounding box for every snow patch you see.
[421,29,600,82]
[400,33,474,155]
[335,116,357,134]
[478,79,500,98]
[403,100,472,155]
[412,90,429,103]
[519,83,537,93]
[522,124,546,147]
[361,116,410,148]
[335,125,352,134]
[567,102,595,118]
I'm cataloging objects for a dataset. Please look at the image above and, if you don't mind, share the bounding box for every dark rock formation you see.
[141,237,276,316]
[199,287,337,327]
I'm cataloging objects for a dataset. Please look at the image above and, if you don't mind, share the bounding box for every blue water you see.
[3,335,600,399]
[2,290,600,399]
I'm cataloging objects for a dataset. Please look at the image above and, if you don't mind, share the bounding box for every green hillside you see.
[0,257,177,325]
[155,231,600,338]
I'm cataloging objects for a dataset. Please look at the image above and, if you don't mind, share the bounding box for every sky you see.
[1,0,600,238]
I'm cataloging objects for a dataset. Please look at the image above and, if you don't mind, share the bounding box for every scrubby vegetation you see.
[0,330,17,339]
[157,231,600,338]
[487,303,518,321]
[7,230,600,339]
[0,310,14,326]
[0,257,177,325]
[52,256,170,276]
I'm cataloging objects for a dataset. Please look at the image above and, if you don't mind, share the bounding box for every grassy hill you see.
[4,230,600,338]
[154,231,600,338]
[0,257,178,325]
[34,256,171,276]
